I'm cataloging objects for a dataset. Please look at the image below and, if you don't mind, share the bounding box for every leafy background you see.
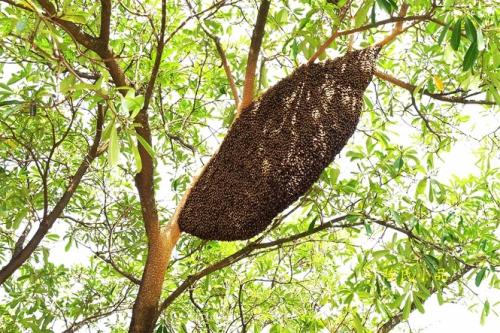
[0,0,498,332]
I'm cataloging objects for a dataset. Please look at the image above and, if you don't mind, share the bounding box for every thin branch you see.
[0,105,105,285]
[374,70,495,105]
[199,22,240,108]
[377,266,472,333]
[94,252,141,285]
[307,0,353,64]
[238,0,271,112]
[375,3,410,47]
[312,14,433,58]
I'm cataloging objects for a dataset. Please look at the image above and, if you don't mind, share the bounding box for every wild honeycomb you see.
[178,47,379,240]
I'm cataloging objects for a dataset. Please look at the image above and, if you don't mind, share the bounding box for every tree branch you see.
[375,3,410,47]
[0,105,105,285]
[99,0,112,46]
[159,216,360,313]
[94,252,141,285]
[199,22,240,108]
[374,70,495,105]
[377,265,472,333]
[128,0,170,330]
[307,0,353,64]
[238,0,271,113]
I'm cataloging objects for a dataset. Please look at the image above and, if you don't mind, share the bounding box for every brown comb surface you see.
[178,47,379,241]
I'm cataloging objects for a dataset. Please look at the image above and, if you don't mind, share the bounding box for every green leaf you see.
[372,249,389,260]
[64,236,73,252]
[464,18,477,42]
[59,75,75,93]
[450,19,462,50]
[393,156,404,172]
[480,300,490,325]
[101,117,116,141]
[370,3,376,24]
[463,41,479,71]
[364,222,373,235]
[108,124,120,167]
[127,132,142,174]
[352,312,364,333]
[476,27,485,51]
[415,178,427,197]
[402,296,412,320]
[423,254,439,274]
[307,216,318,231]
[475,267,486,287]
[46,234,59,241]
[413,293,425,313]
[437,24,449,45]
[60,14,87,24]
[377,0,393,14]
[354,1,374,28]
[136,133,155,158]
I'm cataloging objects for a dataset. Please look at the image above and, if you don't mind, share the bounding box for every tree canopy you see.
[0,0,498,332]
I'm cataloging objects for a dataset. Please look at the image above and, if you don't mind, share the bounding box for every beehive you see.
[178,47,379,241]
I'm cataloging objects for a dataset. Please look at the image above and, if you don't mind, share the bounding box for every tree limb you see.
[374,70,495,105]
[158,216,360,313]
[99,0,112,46]
[375,3,410,47]
[0,105,105,285]
[128,0,170,330]
[238,0,271,113]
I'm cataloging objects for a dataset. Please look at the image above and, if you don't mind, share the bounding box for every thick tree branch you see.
[100,0,112,46]
[128,0,169,330]
[0,106,105,285]
[374,70,495,105]
[238,0,271,112]
[158,216,360,313]
[35,0,103,51]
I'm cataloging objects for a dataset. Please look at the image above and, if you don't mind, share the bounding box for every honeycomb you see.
[178,47,379,240]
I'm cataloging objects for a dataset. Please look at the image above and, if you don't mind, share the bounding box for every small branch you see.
[94,252,141,285]
[0,105,105,285]
[238,0,271,113]
[410,95,442,141]
[374,70,495,105]
[199,22,240,108]
[375,3,410,47]
[307,0,353,64]
[377,266,472,333]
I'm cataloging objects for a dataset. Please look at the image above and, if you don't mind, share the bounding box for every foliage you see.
[0,0,498,332]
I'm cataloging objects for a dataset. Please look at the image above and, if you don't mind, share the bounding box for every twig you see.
[307,0,353,64]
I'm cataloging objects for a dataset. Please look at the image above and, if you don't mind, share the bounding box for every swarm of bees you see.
[178,47,380,241]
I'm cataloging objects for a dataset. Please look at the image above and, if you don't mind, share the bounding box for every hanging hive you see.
[178,47,379,241]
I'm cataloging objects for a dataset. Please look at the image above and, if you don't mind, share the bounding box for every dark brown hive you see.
[178,47,379,241]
